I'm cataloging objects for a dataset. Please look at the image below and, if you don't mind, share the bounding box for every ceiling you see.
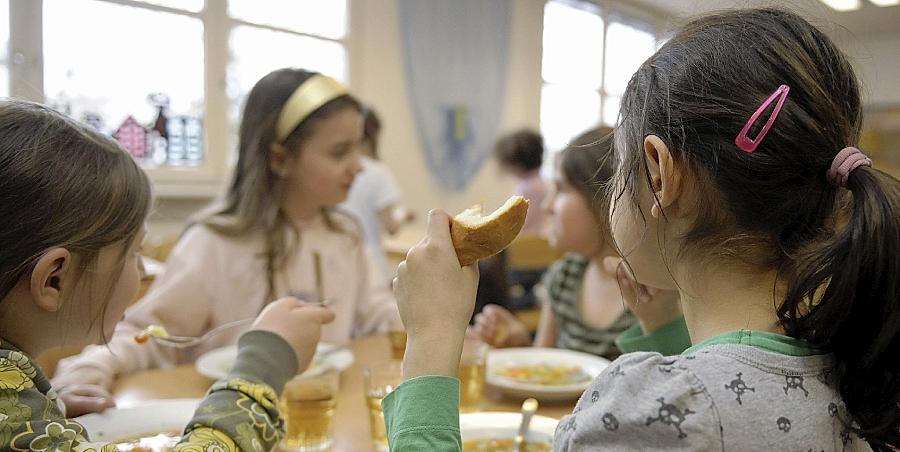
[627,0,900,38]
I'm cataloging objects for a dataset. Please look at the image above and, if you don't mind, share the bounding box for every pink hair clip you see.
[735,84,790,153]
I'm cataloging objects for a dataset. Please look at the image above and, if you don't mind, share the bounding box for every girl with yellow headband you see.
[54,68,400,417]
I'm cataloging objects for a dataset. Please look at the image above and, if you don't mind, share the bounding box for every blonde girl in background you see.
[0,99,333,450]
[54,68,399,416]
[385,8,900,451]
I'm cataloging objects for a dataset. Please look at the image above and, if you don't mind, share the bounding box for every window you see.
[0,0,8,98]
[540,0,659,159]
[134,0,203,12]
[227,0,347,40]
[602,20,656,125]
[12,0,347,190]
[227,1,348,160]
[43,0,204,167]
[540,0,603,154]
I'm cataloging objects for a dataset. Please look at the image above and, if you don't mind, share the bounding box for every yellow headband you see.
[275,74,349,142]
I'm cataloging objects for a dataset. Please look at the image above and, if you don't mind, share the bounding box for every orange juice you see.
[388,330,407,360]
[459,338,488,412]
[366,388,390,450]
[363,361,402,451]
[280,373,338,451]
[281,396,335,450]
[458,359,486,412]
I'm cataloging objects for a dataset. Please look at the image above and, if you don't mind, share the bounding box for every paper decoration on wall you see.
[113,116,149,160]
[82,112,105,131]
[110,93,203,166]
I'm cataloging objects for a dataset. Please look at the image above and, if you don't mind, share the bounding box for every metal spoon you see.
[143,298,332,348]
[513,398,539,452]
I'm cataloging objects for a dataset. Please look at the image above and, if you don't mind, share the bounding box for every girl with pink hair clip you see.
[384,7,899,451]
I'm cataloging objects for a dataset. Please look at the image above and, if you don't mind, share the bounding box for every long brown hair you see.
[559,126,615,230]
[612,8,900,448]
[195,68,362,301]
[0,100,151,331]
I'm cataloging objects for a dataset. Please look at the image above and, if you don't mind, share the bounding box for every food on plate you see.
[451,196,529,267]
[115,432,181,451]
[493,363,592,386]
[462,438,552,451]
[134,325,170,344]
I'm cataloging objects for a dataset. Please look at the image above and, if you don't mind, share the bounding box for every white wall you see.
[838,33,900,106]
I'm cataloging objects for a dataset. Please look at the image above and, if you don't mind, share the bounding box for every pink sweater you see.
[53,213,399,390]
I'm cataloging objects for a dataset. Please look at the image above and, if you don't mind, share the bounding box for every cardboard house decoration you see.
[112,116,148,160]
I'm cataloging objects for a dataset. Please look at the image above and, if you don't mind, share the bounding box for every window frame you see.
[7,0,352,198]
[540,0,663,157]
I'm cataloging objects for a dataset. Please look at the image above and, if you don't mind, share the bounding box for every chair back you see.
[506,235,560,271]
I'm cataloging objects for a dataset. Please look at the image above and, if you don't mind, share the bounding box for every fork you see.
[149,298,332,348]
[147,318,255,348]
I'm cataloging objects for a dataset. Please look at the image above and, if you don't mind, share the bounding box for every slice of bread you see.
[451,195,529,267]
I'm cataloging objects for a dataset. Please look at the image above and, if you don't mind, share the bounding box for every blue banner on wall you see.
[399,0,512,191]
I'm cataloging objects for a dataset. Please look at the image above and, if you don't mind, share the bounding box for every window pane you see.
[229,25,347,115]
[0,0,7,61]
[0,0,8,97]
[0,68,7,99]
[44,0,205,166]
[604,21,656,96]
[540,83,601,154]
[227,25,347,161]
[542,0,603,89]
[602,95,620,126]
[229,0,347,39]
[133,0,203,12]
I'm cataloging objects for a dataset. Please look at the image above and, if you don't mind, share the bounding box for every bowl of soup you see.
[487,348,609,401]
[460,412,557,451]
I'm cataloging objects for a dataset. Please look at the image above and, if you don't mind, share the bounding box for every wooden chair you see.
[141,234,179,262]
[506,235,560,271]
[506,235,560,332]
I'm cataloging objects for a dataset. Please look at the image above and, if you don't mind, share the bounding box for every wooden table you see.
[112,335,575,451]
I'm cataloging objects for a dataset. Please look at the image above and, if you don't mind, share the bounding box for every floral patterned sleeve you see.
[0,330,298,452]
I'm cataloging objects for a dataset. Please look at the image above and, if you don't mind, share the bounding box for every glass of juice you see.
[363,361,403,451]
[459,337,488,412]
[387,330,407,361]
[279,369,339,451]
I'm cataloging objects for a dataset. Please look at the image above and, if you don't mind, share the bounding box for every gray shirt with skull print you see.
[553,343,872,451]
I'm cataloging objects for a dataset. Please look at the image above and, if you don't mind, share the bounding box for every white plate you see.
[75,398,198,442]
[487,348,609,401]
[460,412,557,448]
[195,342,353,380]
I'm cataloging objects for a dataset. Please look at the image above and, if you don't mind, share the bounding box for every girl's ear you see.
[643,135,684,219]
[269,142,290,177]
[29,248,72,313]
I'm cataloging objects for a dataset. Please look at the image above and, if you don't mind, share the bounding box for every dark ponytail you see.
[780,167,900,449]
[613,8,900,448]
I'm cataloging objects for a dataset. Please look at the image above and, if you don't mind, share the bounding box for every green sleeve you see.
[173,330,299,452]
[382,376,462,452]
[614,316,691,356]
